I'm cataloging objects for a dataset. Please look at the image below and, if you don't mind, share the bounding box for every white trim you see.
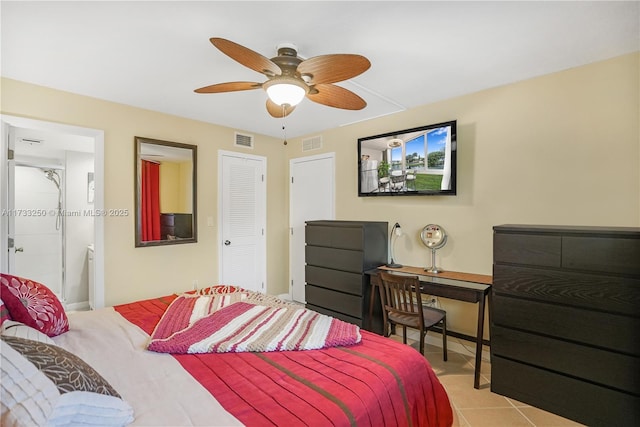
[405,329,492,362]
[0,115,105,309]
[65,301,91,312]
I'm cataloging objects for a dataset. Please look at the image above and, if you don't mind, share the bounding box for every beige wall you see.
[2,52,638,338]
[285,52,639,338]
[1,78,288,306]
[159,160,191,213]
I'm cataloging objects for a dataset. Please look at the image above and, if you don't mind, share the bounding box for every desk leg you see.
[474,294,486,389]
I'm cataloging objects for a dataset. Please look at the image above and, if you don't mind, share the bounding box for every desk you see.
[366,266,492,389]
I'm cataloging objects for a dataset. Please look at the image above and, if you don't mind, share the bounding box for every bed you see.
[1,275,453,427]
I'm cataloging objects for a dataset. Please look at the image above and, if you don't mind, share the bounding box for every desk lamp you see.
[386,222,403,268]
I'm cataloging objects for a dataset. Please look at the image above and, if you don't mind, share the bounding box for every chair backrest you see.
[379,272,424,328]
[389,170,405,182]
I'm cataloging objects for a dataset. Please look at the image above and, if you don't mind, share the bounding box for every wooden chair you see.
[378,272,447,360]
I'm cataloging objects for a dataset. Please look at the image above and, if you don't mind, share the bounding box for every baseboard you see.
[405,329,491,362]
[65,301,90,312]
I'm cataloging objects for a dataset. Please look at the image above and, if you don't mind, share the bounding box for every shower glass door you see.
[10,165,64,300]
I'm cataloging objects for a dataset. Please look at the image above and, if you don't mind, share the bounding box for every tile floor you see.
[389,335,585,427]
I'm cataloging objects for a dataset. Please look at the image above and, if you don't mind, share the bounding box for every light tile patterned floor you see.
[389,334,585,427]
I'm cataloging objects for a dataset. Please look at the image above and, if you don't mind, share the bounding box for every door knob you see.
[14,247,24,253]
[224,240,231,246]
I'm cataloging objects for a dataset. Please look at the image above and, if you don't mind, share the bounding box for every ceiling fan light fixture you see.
[264,78,308,106]
[388,138,403,148]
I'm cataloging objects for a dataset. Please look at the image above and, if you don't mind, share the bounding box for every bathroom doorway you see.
[1,115,105,310]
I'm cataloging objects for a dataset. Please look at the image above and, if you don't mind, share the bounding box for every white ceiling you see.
[2,1,638,139]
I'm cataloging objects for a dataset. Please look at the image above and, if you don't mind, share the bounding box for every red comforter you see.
[115,295,453,427]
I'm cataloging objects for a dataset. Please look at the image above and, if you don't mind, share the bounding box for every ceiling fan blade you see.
[307,84,367,110]
[194,81,262,93]
[297,54,370,85]
[210,38,282,77]
[266,99,295,118]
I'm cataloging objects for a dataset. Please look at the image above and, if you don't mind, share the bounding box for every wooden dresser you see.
[160,213,193,239]
[305,220,387,332]
[492,225,640,426]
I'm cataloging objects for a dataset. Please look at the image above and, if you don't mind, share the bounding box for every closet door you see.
[218,151,266,293]
[289,153,335,303]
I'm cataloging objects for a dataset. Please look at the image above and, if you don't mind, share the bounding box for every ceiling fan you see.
[194,38,371,118]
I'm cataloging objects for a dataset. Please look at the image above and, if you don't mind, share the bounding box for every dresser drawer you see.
[306,225,364,250]
[491,294,640,355]
[493,233,560,267]
[305,285,362,319]
[305,265,363,296]
[492,265,640,316]
[306,246,364,273]
[491,356,639,427]
[491,325,639,394]
[562,236,640,275]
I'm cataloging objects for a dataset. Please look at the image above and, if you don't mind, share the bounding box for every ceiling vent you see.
[234,132,254,149]
[18,137,44,145]
[302,135,322,152]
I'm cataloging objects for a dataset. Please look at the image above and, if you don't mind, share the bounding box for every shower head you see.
[41,168,61,190]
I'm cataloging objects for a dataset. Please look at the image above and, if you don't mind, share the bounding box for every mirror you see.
[135,136,197,247]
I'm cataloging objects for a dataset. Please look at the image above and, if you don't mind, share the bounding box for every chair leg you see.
[419,332,425,355]
[402,326,407,344]
[442,317,448,362]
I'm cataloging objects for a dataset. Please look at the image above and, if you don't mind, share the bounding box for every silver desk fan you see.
[420,224,447,273]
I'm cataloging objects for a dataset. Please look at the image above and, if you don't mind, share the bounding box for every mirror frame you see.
[134,136,197,247]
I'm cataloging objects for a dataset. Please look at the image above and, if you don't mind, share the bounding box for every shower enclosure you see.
[12,164,65,300]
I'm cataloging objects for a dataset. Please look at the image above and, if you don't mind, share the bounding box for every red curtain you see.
[141,160,161,241]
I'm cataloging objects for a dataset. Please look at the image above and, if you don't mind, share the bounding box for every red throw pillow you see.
[0,274,69,337]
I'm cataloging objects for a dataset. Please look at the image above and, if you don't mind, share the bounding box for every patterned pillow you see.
[1,335,134,426]
[0,297,10,327]
[197,284,244,295]
[0,274,69,337]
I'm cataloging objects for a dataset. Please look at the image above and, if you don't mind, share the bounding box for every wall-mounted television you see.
[357,120,457,197]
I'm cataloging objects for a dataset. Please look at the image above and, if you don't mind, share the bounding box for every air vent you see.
[234,132,254,149]
[302,135,322,152]
[18,137,43,145]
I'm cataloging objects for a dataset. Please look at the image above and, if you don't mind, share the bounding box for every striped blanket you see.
[147,294,361,354]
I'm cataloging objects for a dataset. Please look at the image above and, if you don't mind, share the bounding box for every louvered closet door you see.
[219,151,266,293]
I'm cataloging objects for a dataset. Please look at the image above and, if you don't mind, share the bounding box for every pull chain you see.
[282,104,288,145]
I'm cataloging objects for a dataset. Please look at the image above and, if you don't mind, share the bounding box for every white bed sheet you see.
[53,307,243,426]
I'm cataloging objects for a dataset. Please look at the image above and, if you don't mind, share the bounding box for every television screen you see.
[357,120,457,197]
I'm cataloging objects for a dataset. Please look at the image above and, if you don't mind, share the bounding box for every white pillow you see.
[1,336,134,426]
[1,321,57,345]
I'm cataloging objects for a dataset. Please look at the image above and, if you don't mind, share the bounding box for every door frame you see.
[217,149,267,291]
[0,115,106,308]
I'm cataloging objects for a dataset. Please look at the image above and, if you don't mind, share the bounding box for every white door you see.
[290,153,335,303]
[218,150,266,293]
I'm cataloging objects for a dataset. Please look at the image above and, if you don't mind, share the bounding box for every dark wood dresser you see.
[305,220,387,333]
[492,224,640,426]
[160,213,193,239]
